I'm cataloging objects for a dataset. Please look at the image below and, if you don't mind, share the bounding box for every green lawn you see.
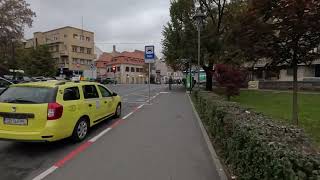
[231,90,320,147]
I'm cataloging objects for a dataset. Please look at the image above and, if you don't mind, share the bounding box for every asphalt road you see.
[0,84,168,180]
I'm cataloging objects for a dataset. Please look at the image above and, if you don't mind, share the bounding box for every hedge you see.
[192,91,320,180]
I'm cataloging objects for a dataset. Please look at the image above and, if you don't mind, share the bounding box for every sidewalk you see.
[45,88,221,180]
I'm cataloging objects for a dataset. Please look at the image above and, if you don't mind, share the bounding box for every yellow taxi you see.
[0,80,121,142]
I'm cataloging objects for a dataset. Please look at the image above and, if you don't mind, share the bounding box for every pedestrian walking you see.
[169,76,173,90]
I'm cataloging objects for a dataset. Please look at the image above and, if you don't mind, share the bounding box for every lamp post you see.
[193,9,206,89]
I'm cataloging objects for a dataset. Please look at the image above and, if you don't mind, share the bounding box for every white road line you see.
[122,112,133,120]
[32,166,58,180]
[160,92,169,94]
[88,128,112,143]
[137,104,144,109]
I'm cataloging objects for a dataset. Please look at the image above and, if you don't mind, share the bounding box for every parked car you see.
[103,78,117,84]
[0,80,121,142]
[0,77,13,94]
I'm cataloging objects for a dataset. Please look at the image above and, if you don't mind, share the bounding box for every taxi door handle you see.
[88,104,92,107]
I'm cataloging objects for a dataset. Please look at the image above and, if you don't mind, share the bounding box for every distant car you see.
[0,77,13,94]
[103,78,117,84]
[0,80,122,142]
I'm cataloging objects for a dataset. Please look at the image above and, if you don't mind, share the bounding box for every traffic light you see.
[112,66,116,73]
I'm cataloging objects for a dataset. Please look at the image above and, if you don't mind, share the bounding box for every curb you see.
[187,94,228,180]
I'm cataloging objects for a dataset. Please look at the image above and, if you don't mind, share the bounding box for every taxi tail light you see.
[47,102,63,120]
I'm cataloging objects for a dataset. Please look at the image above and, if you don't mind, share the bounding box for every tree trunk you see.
[292,58,299,125]
[205,70,213,91]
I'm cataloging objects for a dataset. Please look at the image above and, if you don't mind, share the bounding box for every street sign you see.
[144,45,155,63]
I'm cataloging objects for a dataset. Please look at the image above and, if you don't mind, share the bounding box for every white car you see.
[0,77,13,94]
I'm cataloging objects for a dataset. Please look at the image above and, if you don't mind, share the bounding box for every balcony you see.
[59,50,69,56]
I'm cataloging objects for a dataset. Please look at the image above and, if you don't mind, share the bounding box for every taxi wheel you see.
[114,104,121,118]
[71,118,89,142]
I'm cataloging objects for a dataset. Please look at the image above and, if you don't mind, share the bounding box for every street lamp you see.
[193,8,206,89]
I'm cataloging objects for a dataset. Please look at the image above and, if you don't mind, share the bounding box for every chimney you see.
[113,45,116,52]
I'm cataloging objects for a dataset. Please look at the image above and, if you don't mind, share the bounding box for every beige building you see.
[96,46,147,84]
[25,26,96,77]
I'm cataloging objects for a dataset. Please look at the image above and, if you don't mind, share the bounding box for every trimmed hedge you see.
[192,91,320,180]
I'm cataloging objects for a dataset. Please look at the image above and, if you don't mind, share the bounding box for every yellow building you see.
[25,26,96,77]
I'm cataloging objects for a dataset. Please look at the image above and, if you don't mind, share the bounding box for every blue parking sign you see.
[145,45,155,63]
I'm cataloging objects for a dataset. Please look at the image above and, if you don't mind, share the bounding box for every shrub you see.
[192,91,320,180]
[214,64,247,101]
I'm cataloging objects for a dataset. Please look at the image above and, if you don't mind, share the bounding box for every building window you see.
[73,34,78,39]
[64,34,67,38]
[140,68,144,72]
[72,58,78,64]
[117,67,120,72]
[87,60,91,65]
[87,48,92,54]
[72,46,78,52]
[131,67,135,72]
[80,35,84,41]
[86,37,90,41]
[80,47,84,53]
[53,36,58,40]
[126,67,129,72]
[136,68,140,72]
[80,59,85,64]
[56,45,59,52]
[107,68,110,72]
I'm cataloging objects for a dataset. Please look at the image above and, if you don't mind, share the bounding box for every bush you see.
[192,91,320,180]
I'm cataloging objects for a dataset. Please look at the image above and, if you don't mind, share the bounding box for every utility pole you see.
[193,8,206,89]
[11,39,16,80]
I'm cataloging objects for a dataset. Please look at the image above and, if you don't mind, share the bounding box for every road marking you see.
[160,92,169,94]
[122,112,133,120]
[89,128,112,143]
[33,166,58,180]
[137,104,144,109]
[54,141,93,168]
[32,102,147,180]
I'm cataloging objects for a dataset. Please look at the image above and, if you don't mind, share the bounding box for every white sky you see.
[24,0,171,56]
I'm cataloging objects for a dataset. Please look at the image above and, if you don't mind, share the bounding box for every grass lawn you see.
[231,90,320,147]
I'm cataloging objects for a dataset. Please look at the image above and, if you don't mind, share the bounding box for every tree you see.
[17,45,56,77]
[162,0,197,73]
[214,64,246,101]
[0,0,35,71]
[238,0,320,125]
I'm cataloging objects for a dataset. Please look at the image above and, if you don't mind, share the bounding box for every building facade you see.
[96,46,147,84]
[25,26,96,77]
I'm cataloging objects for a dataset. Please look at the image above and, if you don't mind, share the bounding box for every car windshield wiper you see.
[3,98,38,104]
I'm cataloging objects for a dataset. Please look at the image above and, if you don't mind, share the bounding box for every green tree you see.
[162,0,197,73]
[238,0,320,125]
[0,0,35,72]
[17,45,56,77]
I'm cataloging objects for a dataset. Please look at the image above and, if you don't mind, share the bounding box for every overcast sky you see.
[24,0,171,56]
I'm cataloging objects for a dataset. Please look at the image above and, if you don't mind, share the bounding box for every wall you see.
[279,66,315,81]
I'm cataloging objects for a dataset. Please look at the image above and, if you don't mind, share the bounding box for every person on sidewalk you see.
[169,76,173,90]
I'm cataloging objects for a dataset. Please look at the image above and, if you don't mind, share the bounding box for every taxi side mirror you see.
[112,92,117,96]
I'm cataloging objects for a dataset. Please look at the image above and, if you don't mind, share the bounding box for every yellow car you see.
[0,80,121,142]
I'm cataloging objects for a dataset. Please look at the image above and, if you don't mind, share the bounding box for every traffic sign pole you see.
[144,45,155,104]
[148,63,151,104]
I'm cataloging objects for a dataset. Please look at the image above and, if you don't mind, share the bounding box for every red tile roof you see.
[96,50,145,68]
